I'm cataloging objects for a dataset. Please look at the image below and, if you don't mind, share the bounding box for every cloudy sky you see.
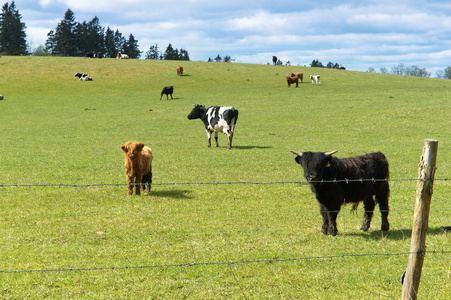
[12,0,451,73]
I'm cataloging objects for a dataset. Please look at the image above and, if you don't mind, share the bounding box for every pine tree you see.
[114,30,126,54]
[104,27,116,58]
[145,44,159,60]
[0,1,27,55]
[163,43,176,60]
[86,16,104,55]
[73,21,88,56]
[45,30,56,53]
[124,34,141,58]
[51,9,77,56]
[180,48,190,61]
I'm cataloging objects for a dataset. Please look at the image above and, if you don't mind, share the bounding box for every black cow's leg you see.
[319,204,330,235]
[379,200,390,231]
[377,185,390,231]
[214,132,219,147]
[328,207,339,236]
[322,202,339,236]
[361,196,375,232]
[226,131,232,149]
[142,172,152,192]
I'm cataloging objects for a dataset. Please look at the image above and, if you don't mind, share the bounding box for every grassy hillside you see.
[0,56,450,298]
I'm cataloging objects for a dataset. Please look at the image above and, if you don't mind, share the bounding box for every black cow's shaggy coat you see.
[291,150,390,236]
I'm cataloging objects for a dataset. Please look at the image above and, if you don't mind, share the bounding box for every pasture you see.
[0,56,450,298]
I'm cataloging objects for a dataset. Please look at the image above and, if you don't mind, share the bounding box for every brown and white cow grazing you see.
[309,75,321,85]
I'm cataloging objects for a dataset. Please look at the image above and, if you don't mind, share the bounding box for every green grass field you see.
[0,56,450,298]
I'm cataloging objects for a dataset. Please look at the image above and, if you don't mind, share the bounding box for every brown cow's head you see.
[121,141,145,160]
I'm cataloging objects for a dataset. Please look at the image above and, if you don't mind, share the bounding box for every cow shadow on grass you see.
[159,97,183,101]
[233,145,272,150]
[147,189,193,199]
[345,227,446,241]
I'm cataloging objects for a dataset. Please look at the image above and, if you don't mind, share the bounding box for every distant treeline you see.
[44,9,190,60]
[367,63,451,79]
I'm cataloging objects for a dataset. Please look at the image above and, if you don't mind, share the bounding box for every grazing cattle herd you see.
[66,55,392,237]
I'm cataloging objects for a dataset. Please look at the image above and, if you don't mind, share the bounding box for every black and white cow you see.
[187,104,239,149]
[74,72,93,81]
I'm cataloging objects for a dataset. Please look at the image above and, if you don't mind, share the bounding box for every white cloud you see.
[13,0,451,71]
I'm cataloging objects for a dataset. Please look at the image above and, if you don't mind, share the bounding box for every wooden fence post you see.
[401,139,438,300]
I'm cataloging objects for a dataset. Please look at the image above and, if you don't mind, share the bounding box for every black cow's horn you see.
[325,150,338,156]
[290,150,303,156]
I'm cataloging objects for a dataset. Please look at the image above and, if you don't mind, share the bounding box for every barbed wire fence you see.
[1,250,450,274]
[0,177,450,188]
[0,177,450,275]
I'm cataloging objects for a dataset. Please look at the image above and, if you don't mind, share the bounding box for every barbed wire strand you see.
[1,250,449,274]
[0,177,450,188]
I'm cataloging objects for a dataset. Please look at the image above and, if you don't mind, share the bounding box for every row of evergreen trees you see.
[45,9,142,58]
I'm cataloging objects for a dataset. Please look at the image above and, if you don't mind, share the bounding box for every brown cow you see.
[290,72,303,83]
[286,76,299,87]
[121,141,153,196]
[176,65,183,76]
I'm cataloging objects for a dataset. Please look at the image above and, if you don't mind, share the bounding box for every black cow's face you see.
[187,105,205,120]
[293,152,334,183]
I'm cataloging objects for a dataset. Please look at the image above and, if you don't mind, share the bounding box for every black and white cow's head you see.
[187,104,207,120]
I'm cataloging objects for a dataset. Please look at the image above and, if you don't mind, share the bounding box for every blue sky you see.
[13,0,451,73]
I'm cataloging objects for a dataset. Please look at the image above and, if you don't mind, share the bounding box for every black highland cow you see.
[291,150,390,236]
